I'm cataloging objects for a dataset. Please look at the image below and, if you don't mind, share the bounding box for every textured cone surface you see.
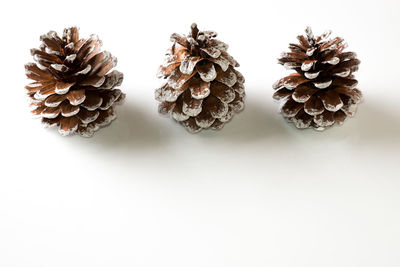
[156,23,245,133]
[25,27,125,137]
[273,27,362,130]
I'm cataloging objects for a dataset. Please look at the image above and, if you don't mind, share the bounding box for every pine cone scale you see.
[196,62,217,82]
[292,90,314,104]
[65,89,86,105]
[76,108,99,124]
[60,102,80,117]
[318,90,343,112]
[44,94,66,107]
[314,110,335,128]
[180,56,202,74]
[292,109,313,129]
[59,116,80,135]
[304,96,324,116]
[42,106,60,119]
[81,92,103,110]
[273,88,291,100]
[189,78,210,100]
[210,81,235,103]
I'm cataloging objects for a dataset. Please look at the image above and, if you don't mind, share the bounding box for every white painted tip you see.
[301,61,314,71]
[34,91,50,100]
[65,54,76,63]
[58,124,78,136]
[324,57,340,65]
[284,62,297,70]
[81,110,99,124]
[112,56,118,67]
[61,107,80,117]
[350,81,358,89]
[64,43,74,50]
[70,95,86,106]
[82,98,103,111]
[284,83,297,90]
[42,111,59,119]
[55,84,71,95]
[36,62,47,70]
[335,69,351,77]
[75,65,91,75]
[44,99,62,108]
[94,76,106,87]
[305,71,320,79]
[306,47,316,56]
[51,64,67,72]
[314,80,332,89]
[272,80,281,90]
[25,62,35,70]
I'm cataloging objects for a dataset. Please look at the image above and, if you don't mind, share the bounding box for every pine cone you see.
[156,23,245,133]
[25,27,125,137]
[273,27,362,130]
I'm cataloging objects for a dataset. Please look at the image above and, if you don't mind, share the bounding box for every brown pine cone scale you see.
[273,27,362,130]
[156,23,245,133]
[25,27,124,137]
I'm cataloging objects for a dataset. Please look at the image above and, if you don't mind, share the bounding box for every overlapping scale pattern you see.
[25,27,125,137]
[156,23,245,133]
[273,27,362,130]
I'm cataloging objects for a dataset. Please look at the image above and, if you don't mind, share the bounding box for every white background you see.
[1,0,400,266]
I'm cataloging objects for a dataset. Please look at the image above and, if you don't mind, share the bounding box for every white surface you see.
[1,0,400,266]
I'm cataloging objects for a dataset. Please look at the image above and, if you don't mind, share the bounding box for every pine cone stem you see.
[305,26,315,45]
[191,23,199,38]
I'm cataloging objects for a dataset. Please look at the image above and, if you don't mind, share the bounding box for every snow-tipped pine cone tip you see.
[25,27,125,137]
[156,23,245,133]
[273,27,362,131]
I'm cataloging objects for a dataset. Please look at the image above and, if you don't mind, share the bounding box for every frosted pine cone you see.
[25,27,124,137]
[156,23,245,133]
[273,27,362,130]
